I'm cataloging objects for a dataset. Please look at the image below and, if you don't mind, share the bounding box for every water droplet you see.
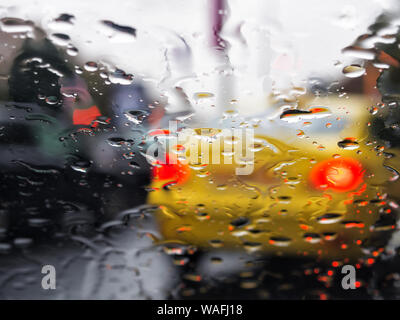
[66,46,79,56]
[304,233,321,244]
[269,236,292,247]
[48,13,75,30]
[129,161,141,169]
[107,137,134,147]
[84,61,98,72]
[210,257,223,264]
[71,160,91,173]
[230,217,250,228]
[323,232,337,241]
[49,33,70,46]
[101,20,136,42]
[109,69,133,85]
[223,109,238,118]
[0,18,33,33]
[124,110,148,124]
[342,65,366,78]
[209,239,224,248]
[75,66,83,74]
[338,138,359,150]
[243,241,262,252]
[317,213,343,224]
[13,238,33,249]
[27,218,51,227]
[384,165,400,182]
[194,92,214,101]
[162,243,194,255]
[280,107,331,123]
[45,96,58,105]
[249,138,267,152]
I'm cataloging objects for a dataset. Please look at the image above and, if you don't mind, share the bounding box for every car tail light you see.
[152,154,190,185]
[309,157,364,192]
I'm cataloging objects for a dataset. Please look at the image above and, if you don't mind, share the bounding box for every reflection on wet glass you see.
[1,0,400,300]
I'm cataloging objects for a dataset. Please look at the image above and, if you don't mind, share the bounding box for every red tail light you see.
[309,157,364,192]
[73,105,101,127]
[152,154,190,185]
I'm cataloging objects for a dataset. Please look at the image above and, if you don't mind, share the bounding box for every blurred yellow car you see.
[148,93,400,264]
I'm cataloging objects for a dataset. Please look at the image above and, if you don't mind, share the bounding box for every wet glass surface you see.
[1,0,400,300]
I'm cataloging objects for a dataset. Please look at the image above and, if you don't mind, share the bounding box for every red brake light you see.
[309,157,364,192]
[73,105,101,127]
[152,154,190,185]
